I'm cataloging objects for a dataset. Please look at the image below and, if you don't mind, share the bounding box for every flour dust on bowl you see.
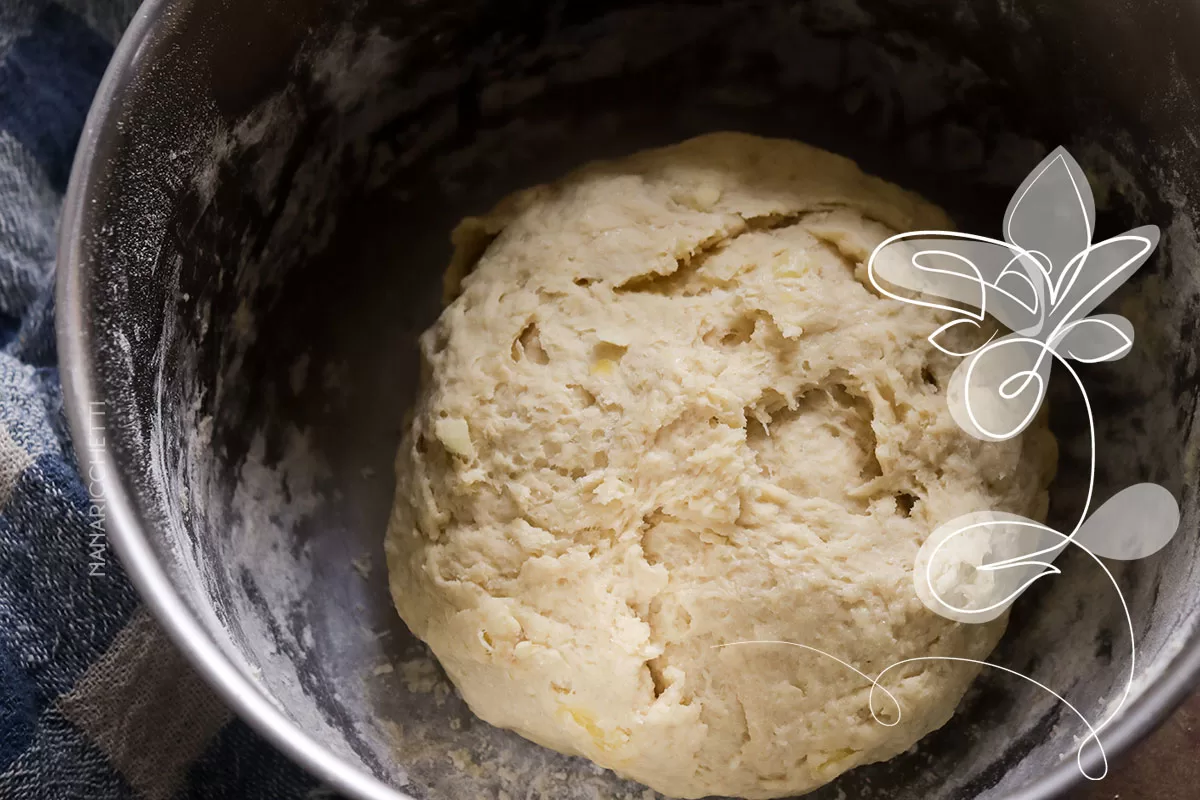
[56,1,1200,799]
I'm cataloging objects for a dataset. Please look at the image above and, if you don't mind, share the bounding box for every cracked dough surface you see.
[384,132,1057,799]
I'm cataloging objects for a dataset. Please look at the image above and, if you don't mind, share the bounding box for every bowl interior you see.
[76,1,1200,798]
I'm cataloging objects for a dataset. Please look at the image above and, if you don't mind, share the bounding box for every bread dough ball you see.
[385,133,1056,799]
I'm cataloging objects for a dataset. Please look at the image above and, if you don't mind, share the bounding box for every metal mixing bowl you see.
[56,1,1200,798]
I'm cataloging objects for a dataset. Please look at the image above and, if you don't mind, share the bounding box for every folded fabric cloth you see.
[0,3,323,797]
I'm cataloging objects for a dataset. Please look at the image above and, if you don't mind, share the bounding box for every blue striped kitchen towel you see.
[0,2,322,797]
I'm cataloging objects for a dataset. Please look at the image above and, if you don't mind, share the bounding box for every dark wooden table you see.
[1068,691,1200,800]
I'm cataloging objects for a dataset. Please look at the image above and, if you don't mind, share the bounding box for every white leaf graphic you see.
[1053,314,1134,363]
[947,335,1051,441]
[870,234,987,320]
[868,233,1044,333]
[993,264,1041,325]
[1005,146,1095,278]
[914,511,1060,623]
[927,317,994,358]
[1050,226,1159,325]
[1073,484,1180,560]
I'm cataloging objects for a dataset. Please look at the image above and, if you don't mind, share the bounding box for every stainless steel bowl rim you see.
[54,2,1200,798]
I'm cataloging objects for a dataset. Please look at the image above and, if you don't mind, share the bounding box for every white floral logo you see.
[869,146,1155,443]
[868,147,1179,623]
[867,146,1180,779]
[720,148,1180,782]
